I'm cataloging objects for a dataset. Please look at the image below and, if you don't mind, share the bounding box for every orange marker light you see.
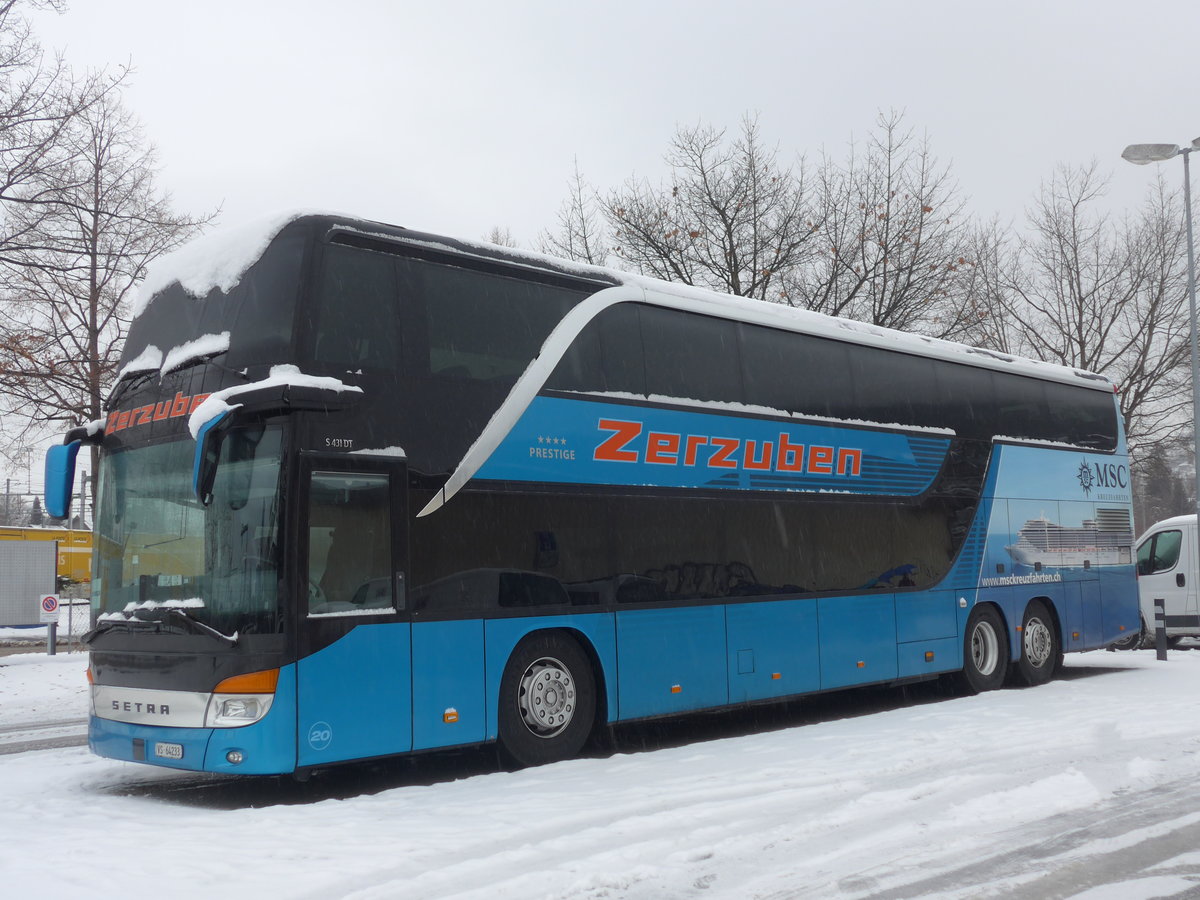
[856,661,866,669]
[771,673,782,680]
[925,651,935,662]
[443,708,459,724]
[670,685,682,694]
[213,668,279,694]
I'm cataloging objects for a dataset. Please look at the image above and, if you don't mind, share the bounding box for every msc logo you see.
[1077,459,1128,495]
[594,418,863,477]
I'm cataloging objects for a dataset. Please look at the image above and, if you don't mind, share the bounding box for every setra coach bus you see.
[45,212,1139,775]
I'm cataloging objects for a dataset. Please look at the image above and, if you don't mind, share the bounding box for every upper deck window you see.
[399,257,581,384]
[313,244,399,371]
[310,240,592,387]
[550,303,1117,450]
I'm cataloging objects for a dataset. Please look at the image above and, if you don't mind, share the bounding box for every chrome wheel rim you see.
[518,656,576,738]
[1024,616,1053,667]
[971,620,1000,676]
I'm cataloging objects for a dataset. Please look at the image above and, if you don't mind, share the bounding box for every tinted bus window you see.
[308,471,393,614]
[548,319,604,392]
[313,244,399,371]
[598,304,646,394]
[639,306,743,404]
[547,303,646,395]
[397,257,585,386]
[409,487,961,603]
[741,326,852,420]
[995,372,1049,440]
[846,345,931,428]
[1042,380,1117,449]
[933,361,995,439]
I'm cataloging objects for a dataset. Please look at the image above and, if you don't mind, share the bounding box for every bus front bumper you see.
[89,713,297,774]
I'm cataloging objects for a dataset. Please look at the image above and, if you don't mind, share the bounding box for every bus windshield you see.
[92,424,286,637]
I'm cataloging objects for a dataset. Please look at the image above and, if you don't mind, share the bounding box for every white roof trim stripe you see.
[418,284,646,516]
[418,279,1112,518]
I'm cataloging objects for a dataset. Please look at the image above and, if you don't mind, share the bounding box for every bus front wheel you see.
[959,605,1008,694]
[497,632,596,768]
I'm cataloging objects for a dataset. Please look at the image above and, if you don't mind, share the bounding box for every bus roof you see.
[132,211,1116,394]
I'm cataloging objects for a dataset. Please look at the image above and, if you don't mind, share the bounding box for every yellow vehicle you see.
[0,525,92,585]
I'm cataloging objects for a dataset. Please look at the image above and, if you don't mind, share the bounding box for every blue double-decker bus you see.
[45,212,1139,775]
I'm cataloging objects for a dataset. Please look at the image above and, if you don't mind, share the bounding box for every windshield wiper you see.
[160,349,230,378]
[82,607,239,647]
[106,369,159,409]
[106,350,249,411]
[162,607,239,646]
[82,616,163,645]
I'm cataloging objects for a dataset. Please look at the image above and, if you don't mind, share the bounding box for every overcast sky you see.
[28,0,1200,246]
[11,0,1200,495]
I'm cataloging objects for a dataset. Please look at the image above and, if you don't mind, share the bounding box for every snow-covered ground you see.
[3,647,1200,899]
[0,597,91,646]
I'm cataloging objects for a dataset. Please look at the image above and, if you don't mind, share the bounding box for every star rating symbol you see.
[537,435,568,446]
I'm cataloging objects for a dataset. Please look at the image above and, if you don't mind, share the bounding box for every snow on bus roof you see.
[130,209,329,318]
[132,210,1116,392]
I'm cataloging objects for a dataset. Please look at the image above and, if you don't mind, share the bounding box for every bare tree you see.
[969,163,1191,456]
[0,487,29,525]
[538,159,608,266]
[0,2,124,266]
[0,90,213,483]
[787,111,978,338]
[484,225,519,248]
[1133,446,1191,533]
[601,115,818,301]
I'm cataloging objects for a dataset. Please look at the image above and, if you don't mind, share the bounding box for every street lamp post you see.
[1122,139,1200,589]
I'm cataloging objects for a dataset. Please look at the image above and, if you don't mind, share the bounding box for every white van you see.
[1119,514,1200,649]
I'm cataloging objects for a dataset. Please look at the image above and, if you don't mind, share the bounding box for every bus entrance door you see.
[295,455,412,768]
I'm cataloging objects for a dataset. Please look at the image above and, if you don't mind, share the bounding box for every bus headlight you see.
[205,693,274,727]
[204,668,279,728]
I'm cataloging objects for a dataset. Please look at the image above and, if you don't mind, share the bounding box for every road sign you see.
[38,594,60,624]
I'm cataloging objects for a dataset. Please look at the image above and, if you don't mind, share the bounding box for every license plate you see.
[154,741,184,760]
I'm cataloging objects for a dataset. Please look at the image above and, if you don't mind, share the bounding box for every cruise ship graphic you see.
[1005,509,1134,568]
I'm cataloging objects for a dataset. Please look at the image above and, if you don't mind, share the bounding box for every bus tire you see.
[1013,599,1061,686]
[497,632,596,769]
[959,605,1008,694]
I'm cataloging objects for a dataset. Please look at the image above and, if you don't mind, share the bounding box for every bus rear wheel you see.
[959,605,1008,694]
[1109,618,1146,651]
[497,632,596,769]
[1012,599,1061,686]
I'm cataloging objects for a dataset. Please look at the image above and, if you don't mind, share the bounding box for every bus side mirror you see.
[45,441,82,519]
[191,380,362,505]
[193,409,235,506]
